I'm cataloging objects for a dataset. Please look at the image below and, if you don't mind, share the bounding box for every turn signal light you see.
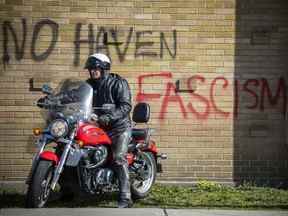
[76,140,84,147]
[33,128,42,136]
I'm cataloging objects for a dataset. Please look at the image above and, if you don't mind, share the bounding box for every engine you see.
[80,145,116,194]
[94,168,114,185]
[82,145,108,169]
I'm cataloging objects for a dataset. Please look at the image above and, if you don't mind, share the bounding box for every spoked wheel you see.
[25,160,54,208]
[130,152,156,199]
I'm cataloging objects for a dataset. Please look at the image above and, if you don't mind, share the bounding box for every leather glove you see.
[98,114,112,127]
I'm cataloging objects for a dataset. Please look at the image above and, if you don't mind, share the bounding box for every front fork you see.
[50,128,77,190]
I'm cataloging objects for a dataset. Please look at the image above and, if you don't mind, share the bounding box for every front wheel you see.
[130,152,156,199]
[25,160,54,208]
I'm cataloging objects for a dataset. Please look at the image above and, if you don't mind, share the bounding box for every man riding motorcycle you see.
[37,53,133,208]
[84,53,133,208]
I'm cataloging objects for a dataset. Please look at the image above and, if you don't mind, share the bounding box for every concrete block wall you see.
[0,0,287,186]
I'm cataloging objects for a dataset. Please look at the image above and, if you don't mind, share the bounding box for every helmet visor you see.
[84,57,104,70]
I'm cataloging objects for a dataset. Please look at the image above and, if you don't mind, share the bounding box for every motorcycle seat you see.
[128,128,149,152]
[131,128,148,141]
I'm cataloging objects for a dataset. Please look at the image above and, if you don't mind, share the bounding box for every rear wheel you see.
[130,152,156,199]
[25,160,54,208]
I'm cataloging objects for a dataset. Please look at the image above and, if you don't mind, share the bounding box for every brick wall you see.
[234,0,288,186]
[0,0,287,186]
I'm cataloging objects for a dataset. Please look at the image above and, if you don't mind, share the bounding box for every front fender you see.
[40,151,59,165]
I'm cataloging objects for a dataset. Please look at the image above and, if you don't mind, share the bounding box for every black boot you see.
[114,164,133,208]
[118,194,133,208]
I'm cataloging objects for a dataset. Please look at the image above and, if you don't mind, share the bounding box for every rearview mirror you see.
[42,84,53,95]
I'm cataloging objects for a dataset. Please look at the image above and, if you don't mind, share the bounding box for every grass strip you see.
[1,182,288,209]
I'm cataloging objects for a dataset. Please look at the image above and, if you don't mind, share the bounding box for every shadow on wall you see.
[234,0,288,187]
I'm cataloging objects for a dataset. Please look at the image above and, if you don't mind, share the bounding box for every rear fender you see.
[39,151,59,165]
[144,140,167,173]
[144,140,158,156]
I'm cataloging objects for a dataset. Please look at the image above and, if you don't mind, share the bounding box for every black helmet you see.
[84,53,111,71]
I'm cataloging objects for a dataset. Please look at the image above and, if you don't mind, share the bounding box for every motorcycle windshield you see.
[46,78,93,121]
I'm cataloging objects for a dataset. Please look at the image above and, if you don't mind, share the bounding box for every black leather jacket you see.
[86,73,132,135]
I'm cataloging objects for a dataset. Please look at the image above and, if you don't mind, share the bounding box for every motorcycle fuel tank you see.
[76,122,112,146]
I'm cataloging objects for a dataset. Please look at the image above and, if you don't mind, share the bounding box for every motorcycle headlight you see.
[50,119,68,138]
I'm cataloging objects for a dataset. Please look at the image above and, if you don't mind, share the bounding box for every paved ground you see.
[1,208,287,216]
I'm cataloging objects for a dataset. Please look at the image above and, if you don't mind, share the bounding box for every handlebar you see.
[36,96,64,109]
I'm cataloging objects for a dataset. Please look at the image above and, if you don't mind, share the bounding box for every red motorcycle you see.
[25,79,167,208]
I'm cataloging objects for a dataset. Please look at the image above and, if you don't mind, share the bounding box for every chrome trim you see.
[50,127,77,190]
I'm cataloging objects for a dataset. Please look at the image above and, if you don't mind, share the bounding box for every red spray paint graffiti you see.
[136,72,287,120]
[235,77,287,117]
[186,75,210,120]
